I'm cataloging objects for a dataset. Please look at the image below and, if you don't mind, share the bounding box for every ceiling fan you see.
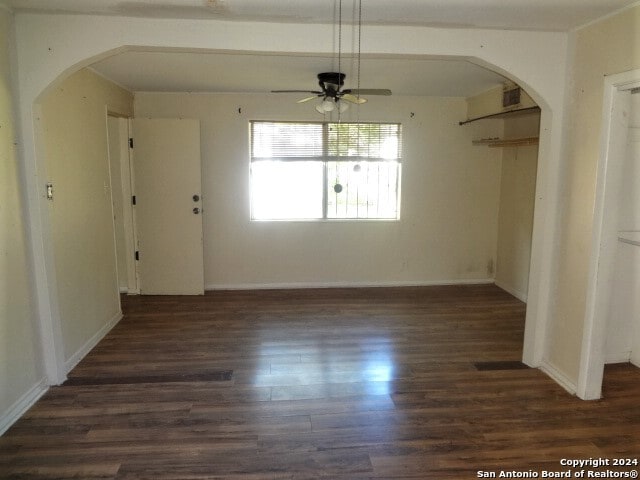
[271,0,390,114]
[272,71,392,113]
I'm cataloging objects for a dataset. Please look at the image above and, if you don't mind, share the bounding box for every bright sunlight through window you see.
[250,121,402,221]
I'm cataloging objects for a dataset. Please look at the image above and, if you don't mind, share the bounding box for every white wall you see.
[605,95,640,365]
[0,7,44,434]
[606,242,640,364]
[40,68,133,368]
[135,93,503,288]
[495,115,540,302]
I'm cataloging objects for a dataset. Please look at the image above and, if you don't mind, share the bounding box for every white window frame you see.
[250,121,402,221]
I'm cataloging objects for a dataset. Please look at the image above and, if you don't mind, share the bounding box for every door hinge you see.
[135,251,139,261]
[132,195,136,205]
[129,138,134,149]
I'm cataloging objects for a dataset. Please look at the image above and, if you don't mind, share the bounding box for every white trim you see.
[122,117,139,295]
[494,279,528,303]
[0,378,48,436]
[578,68,640,401]
[604,351,631,365]
[64,311,122,374]
[119,287,129,294]
[521,107,563,369]
[205,278,495,291]
[631,354,640,369]
[540,360,577,396]
[571,1,640,33]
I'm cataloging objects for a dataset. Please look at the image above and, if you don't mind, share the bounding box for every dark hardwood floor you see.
[1,285,639,479]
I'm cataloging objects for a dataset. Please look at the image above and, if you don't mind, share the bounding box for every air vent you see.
[474,361,529,371]
[503,87,521,108]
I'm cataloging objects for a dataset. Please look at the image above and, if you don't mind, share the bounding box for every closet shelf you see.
[472,136,539,148]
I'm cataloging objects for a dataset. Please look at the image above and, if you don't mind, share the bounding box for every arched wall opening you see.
[12,14,567,388]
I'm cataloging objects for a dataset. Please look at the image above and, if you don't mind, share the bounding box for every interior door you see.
[132,118,204,295]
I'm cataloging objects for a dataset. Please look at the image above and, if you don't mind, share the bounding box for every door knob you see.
[193,194,200,202]
[193,207,200,214]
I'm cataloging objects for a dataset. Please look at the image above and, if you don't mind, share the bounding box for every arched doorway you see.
[12,16,565,387]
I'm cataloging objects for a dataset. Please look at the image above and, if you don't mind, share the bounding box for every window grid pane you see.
[250,121,401,220]
[251,161,324,220]
[327,123,401,160]
[251,122,323,158]
[326,161,399,219]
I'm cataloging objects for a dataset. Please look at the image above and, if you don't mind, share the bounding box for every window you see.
[250,121,402,220]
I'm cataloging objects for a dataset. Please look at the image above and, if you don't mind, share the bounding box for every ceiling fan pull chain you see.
[338,0,342,91]
[357,0,362,130]
[337,0,343,122]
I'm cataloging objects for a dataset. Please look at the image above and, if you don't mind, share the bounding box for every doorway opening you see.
[29,47,556,390]
[579,68,640,400]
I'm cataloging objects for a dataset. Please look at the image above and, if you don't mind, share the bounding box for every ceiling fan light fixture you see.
[322,99,336,112]
[316,98,338,114]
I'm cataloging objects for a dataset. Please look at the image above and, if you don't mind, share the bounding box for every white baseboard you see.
[119,286,129,294]
[0,378,48,436]
[64,311,123,375]
[540,360,577,396]
[494,280,528,303]
[205,278,495,291]
[604,351,632,364]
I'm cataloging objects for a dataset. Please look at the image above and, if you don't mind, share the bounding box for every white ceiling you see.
[90,51,509,98]
[5,0,637,31]
[8,0,637,98]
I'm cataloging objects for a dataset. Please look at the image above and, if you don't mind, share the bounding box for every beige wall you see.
[466,84,537,121]
[549,6,640,382]
[495,115,540,301]
[0,8,43,429]
[40,68,133,362]
[135,93,503,288]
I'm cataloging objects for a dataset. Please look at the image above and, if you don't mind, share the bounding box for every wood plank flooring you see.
[1,285,639,479]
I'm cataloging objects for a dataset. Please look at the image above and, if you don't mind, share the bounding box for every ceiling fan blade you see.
[343,88,392,96]
[297,95,320,104]
[341,93,367,105]
[271,90,323,94]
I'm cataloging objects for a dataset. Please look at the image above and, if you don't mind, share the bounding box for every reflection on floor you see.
[1,285,639,479]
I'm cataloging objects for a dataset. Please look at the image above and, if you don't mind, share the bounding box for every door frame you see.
[125,117,140,294]
[578,68,640,400]
[106,113,139,295]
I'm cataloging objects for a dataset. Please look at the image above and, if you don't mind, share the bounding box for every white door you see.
[132,118,204,295]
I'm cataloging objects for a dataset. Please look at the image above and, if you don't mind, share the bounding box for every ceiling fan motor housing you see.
[318,72,346,95]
